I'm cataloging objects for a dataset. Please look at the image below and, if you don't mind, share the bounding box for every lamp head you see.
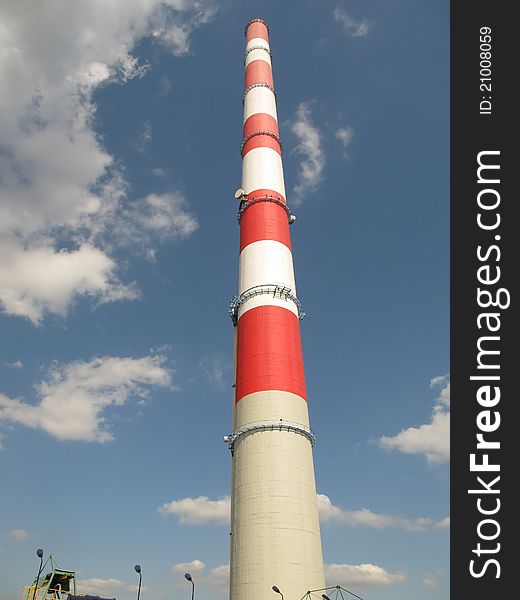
[184,573,192,582]
[134,565,141,574]
[322,595,332,600]
[36,549,44,558]
[272,586,281,594]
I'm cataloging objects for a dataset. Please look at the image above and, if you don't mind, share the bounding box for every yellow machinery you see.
[22,555,115,600]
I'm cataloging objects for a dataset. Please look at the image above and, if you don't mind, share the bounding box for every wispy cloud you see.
[318,494,434,531]
[199,355,231,389]
[113,192,199,257]
[5,361,23,369]
[170,561,402,595]
[290,102,325,205]
[137,120,153,152]
[77,577,149,596]
[152,5,218,56]
[159,493,446,532]
[335,126,355,157]
[422,571,444,588]
[379,376,450,464]
[324,563,405,589]
[0,355,172,442]
[8,529,29,541]
[0,1,211,324]
[333,7,371,38]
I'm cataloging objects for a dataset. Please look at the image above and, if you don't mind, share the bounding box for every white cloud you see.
[5,361,23,369]
[171,561,228,595]
[379,376,450,464]
[8,529,28,541]
[324,563,405,589]
[422,571,443,588]
[159,496,231,525]
[172,559,206,574]
[290,102,325,205]
[76,578,125,596]
[435,516,450,529]
[379,411,450,464]
[0,1,212,323]
[333,8,371,38]
[0,354,172,442]
[317,494,432,531]
[207,564,230,594]
[132,193,198,241]
[335,126,354,157]
[0,241,137,324]
[114,54,151,83]
[430,374,449,388]
[110,192,199,259]
[436,381,450,409]
[159,493,439,532]
[152,5,218,56]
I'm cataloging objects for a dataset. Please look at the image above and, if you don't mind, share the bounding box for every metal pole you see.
[184,573,194,600]
[32,549,44,600]
[134,565,142,600]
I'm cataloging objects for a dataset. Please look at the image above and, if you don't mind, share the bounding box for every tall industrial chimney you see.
[226,18,325,600]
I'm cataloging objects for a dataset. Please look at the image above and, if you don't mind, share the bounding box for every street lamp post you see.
[184,573,194,600]
[272,585,284,600]
[32,549,44,600]
[134,565,142,600]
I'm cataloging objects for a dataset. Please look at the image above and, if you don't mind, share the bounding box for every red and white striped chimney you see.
[227,18,325,600]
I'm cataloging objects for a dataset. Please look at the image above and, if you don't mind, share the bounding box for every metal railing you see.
[237,194,291,223]
[244,45,272,64]
[242,82,276,104]
[224,420,316,455]
[228,284,305,325]
[240,129,283,154]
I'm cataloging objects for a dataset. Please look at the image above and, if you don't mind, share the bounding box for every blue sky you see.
[0,1,449,599]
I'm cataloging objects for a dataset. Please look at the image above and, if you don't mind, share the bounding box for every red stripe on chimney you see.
[235,305,306,402]
[240,201,291,251]
[245,21,269,43]
[245,60,274,89]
